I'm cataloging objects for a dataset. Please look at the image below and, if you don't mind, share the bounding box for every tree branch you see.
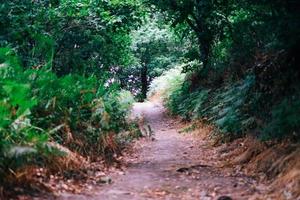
[186,17,200,33]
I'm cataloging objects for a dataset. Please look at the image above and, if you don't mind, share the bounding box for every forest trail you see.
[60,100,261,200]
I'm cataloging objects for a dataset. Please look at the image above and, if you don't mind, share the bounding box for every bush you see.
[148,64,186,99]
[263,94,300,140]
[167,76,255,136]
[0,48,135,180]
[155,60,300,141]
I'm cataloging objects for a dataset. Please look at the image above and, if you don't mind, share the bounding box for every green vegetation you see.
[0,48,135,183]
[122,15,185,101]
[0,0,299,197]
[0,0,142,192]
[148,0,300,141]
[0,0,143,74]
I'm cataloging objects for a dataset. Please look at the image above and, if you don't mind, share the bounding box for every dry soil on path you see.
[60,101,262,200]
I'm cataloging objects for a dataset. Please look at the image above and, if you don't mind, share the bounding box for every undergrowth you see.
[0,48,136,187]
[150,61,300,142]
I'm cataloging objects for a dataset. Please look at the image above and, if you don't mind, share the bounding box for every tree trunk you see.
[140,64,148,101]
[198,34,210,70]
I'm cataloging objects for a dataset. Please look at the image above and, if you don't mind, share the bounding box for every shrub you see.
[0,48,135,181]
[148,64,186,99]
[156,60,299,141]
[262,94,300,140]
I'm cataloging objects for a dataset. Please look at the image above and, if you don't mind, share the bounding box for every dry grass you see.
[220,137,300,199]
[182,119,300,199]
[1,142,90,199]
[45,142,88,172]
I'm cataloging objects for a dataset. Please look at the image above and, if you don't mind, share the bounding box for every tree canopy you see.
[0,0,144,75]
[0,0,299,197]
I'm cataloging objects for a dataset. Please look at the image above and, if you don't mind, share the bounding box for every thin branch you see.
[186,17,200,33]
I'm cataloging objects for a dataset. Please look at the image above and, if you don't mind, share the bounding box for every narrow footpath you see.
[60,101,262,200]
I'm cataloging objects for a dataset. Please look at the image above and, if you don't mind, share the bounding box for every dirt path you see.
[60,101,261,200]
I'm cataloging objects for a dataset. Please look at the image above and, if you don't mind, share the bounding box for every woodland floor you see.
[56,100,268,200]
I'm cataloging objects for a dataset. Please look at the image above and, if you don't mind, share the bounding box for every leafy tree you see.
[0,1,146,188]
[0,0,144,76]
[147,0,300,140]
[124,16,184,100]
[147,0,300,71]
[146,0,232,70]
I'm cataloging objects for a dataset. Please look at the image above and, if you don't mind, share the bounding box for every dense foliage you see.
[118,16,186,101]
[148,0,300,140]
[0,48,135,181]
[0,0,141,188]
[0,0,144,75]
[147,0,300,70]
[0,0,299,196]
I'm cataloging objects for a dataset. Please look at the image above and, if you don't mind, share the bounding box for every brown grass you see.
[224,138,300,199]
[45,142,88,172]
[184,119,300,199]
